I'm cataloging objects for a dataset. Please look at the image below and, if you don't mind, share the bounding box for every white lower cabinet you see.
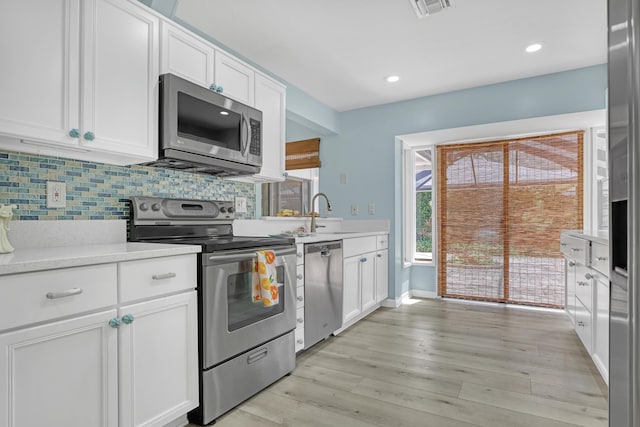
[340,235,389,330]
[343,254,364,324]
[118,291,198,427]
[294,244,305,352]
[0,310,118,427]
[593,274,609,383]
[0,253,198,427]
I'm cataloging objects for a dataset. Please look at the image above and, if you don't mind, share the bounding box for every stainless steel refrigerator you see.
[609,0,637,425]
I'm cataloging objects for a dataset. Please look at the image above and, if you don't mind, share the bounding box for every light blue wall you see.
[320,65,607,299]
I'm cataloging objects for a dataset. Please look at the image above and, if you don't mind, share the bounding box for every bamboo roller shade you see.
[436,131,584,308]
[285,138,321,170]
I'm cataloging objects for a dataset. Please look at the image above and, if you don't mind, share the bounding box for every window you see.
[261,177,313,216]
[404,146,435,264]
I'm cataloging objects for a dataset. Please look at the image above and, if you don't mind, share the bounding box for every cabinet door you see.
[214,51,254,105]
[118,291,198,427]
[361,254,376,312]
[253,74,286,182]
[81,0,159,161]
[375,249,389,303]
[594,277,609,383]
[565,260,577,323]
[0,0,81,147]
[0,310,117,427]
[343,256,362,324]
[160,21,214,88]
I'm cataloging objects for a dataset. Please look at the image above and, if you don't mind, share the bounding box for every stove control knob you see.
[151,203,161,212]
[139,202,149,211]
[228,207,235,214]
[220,207,227,213]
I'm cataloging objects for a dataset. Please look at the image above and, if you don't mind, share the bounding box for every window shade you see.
[437,131,583,307]
[285,138,321,170]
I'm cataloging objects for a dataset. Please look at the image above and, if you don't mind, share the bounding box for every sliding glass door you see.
[436,131,583,307]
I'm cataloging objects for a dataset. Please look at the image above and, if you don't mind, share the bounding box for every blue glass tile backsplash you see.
[0,150,256,220]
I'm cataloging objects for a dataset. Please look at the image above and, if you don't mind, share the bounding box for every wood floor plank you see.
[268,374,478,427]
[458,382,608,427]
[188,298,607,426]
[351,377,583,427]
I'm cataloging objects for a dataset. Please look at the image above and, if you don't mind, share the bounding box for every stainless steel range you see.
[129,197,296,425]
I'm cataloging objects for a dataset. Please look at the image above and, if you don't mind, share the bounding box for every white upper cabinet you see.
[0,0,81,147]
[214,51,255,105]
[81,0,159,161]
[0,0,159,164]
[253,74,286,182]
[160,20,214,88]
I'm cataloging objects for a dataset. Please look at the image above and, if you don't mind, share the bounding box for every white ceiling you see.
[175,0,607,112]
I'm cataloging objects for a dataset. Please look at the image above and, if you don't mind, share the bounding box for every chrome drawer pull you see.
[596,256,608,261]
[152,272,177,280]
[247,348,268,365]
[584,273,594,280]
[571,248,582,252]
[46,288,83,299]
[577,321,585,327]
[577,281,589,286]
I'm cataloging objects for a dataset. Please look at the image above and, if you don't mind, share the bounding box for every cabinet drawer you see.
[296,264,304,287]
[295,327,304,352]
[296,306,305,329]
[119,254,196,303]
[591,241,609,276]
[377,235,388,250]
[0,264,118,331]
[575,299,592,353]
[560,234,589,265]
[296,285,305,308]
[343,236,376,258]
[296,244,304,265]
[575,268,592,313]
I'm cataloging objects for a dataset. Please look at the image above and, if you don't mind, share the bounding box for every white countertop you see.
[562,230,609,246]
[294,230,388,244]
[0,243,201,276]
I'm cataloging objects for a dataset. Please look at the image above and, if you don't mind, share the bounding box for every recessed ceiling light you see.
[386,75,400,83]
[220,111,229,115]
[525,43,542,53]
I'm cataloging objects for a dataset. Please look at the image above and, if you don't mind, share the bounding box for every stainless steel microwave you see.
[143,73,262,177]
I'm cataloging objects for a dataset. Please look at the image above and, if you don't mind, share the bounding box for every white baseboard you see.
[410,290,438,299]
[163,415,189,427]
[380,298,401,308]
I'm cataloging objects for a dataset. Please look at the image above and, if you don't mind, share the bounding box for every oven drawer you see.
[0,264,117,331]
[119,254,197,303]
[200,332,295,424]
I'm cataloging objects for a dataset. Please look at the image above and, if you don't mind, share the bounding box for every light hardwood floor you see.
[192,298,608,427]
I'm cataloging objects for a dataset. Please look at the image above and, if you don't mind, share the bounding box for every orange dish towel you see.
[252,250,279,307]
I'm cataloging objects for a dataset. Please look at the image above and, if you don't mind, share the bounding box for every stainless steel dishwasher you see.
[304,241,343,349]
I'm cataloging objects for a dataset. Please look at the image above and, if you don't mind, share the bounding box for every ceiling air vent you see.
[410,0,451,18]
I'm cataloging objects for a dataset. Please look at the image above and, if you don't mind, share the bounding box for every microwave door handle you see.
[241,113,251,157]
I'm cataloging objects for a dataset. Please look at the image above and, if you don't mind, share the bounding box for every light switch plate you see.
[46,181,66,208]
[235,196,247,213]
[368,203,376,215]
[351,204,359,215]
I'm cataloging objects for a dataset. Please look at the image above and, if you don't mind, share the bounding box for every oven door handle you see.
[206,245,296,263]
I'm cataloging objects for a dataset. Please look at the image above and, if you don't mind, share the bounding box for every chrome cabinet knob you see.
[297,318,304,324]
[297,339,303,344]
[568,261,576,267]
[297,296,303,301]
[585,273,594,280]
[297,252,303,258]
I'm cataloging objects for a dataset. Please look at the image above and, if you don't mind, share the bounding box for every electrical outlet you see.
[351,204,359,216]
[46,181,66,208]
[235,196,247,213]
[368,203,376,215]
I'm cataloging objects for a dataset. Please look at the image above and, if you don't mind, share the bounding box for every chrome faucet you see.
[310,192,332,233]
